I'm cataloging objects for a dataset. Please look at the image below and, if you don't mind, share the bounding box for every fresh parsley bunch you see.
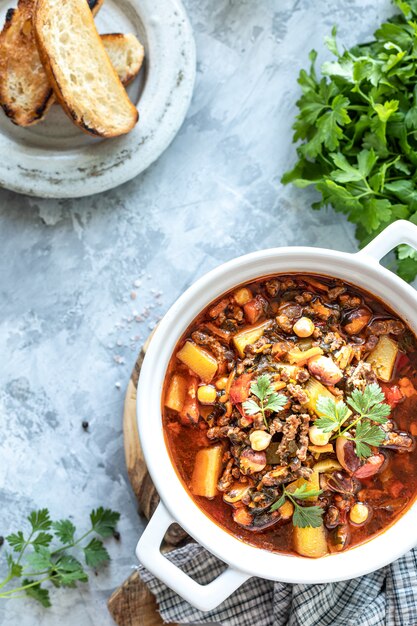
[282,0,417,281]
[0,507,120,607]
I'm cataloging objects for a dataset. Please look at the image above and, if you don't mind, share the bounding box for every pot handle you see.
[136,502,250,612]
[357,220,417,262]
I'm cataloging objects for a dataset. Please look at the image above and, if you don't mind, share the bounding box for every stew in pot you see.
[162,274,417,557]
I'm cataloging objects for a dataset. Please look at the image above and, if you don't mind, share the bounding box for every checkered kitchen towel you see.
[138,543,417,625]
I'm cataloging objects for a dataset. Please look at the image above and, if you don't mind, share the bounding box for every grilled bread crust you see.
[101,33,144,87]
[0,0,104,126]
[34,0,139,137]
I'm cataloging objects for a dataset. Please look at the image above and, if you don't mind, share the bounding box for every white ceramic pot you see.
[136,220,417,612]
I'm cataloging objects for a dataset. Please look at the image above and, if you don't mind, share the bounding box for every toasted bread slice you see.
[34,0,139,137]
[0,0,103,126]
[101,34,144,87]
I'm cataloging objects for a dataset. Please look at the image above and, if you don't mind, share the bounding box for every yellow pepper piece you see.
[177,341,218,382]
[233,320,272,358]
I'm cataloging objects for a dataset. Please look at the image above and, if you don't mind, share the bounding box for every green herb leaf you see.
[243,375,287,429]
[291,484,323,501]
[22,580,51,608]
[6,531,26,553]
[270,485,324,528]
[265,394,287,412]
[52,519,76,545]
[28,509,52,533]
[32,532,53,548]
[352,421,386,458]
[25,546,52,572]
[90,508,120,538]
[292,505,324,529]
[83,538,110,568]
[269,493,286,512]
[53,555,88,587]
[315,396,350,432]
[6,554,23,579]
[250,374,273,401]
[347,383,390,423]
[242,398,262,416]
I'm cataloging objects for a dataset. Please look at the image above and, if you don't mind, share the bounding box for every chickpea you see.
[349,502,370,525]
[249,430,272,451]
[197,385,217,404]
[215,376,229,390]
[293,316,315,337]
[309,425,331,446]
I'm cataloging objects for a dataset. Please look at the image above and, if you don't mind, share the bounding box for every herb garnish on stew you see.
[315,384,391,457]
[270,483,324,529]
[242,374,287,430]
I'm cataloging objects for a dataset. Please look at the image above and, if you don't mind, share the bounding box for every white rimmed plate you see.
[0,0,196,198]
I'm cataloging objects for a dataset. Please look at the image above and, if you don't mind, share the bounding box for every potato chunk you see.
[233,320,272,358]
[177,341,218,382]
[366,335,398,382]
[293,524,328,558]
[164,373,187,412]
[190,445,223,498]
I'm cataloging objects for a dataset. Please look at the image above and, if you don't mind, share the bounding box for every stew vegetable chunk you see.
[163,274,417,557]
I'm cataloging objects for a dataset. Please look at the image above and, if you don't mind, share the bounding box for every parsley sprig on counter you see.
[0,507,120,607]
[242,374,287,429]
[315,383,391,458]
[282,0,417,281]
[270,483,324,528]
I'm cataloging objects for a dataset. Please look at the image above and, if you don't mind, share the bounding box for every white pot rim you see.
[136,221,417,610]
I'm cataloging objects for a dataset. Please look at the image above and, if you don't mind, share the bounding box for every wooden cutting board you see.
[107,335,188,626]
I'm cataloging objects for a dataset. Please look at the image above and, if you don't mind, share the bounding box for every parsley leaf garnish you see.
[242,374,287,429]
[347,383,391,423]
[292,505,324,529]
[270,483,324,528]
[282,5,417,282]
[314,384,390,458]
[0,507,120,607]
[315,396,350,432]
[352,421,387,458]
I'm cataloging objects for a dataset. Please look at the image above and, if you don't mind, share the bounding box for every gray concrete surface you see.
[0,0,393,624]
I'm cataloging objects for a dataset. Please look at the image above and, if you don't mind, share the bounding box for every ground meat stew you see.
[162,274,417,557]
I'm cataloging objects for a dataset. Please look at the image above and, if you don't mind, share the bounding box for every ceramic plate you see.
[0,0,196,198]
